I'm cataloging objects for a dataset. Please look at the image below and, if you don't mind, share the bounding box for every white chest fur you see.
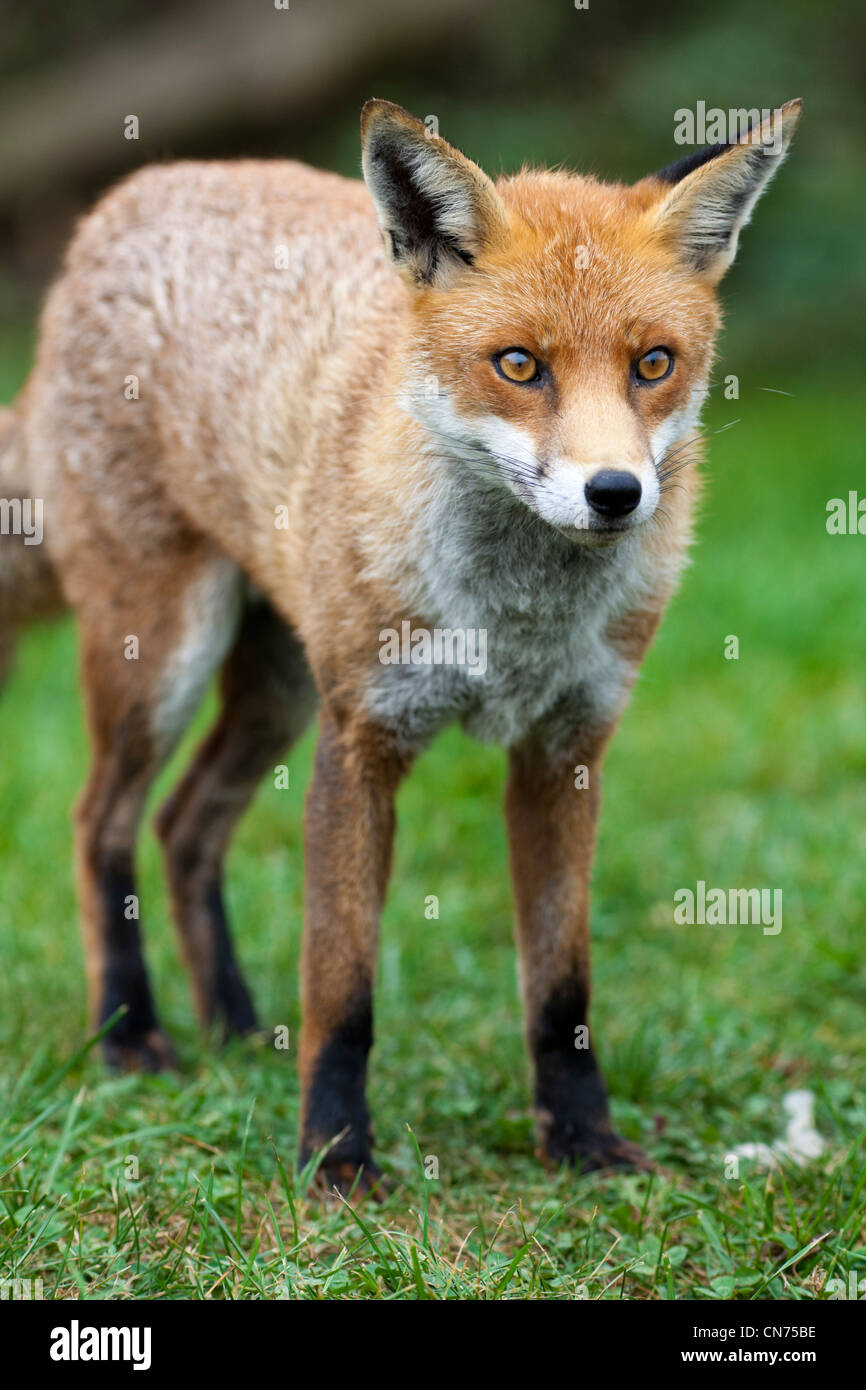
[363,466,666,751]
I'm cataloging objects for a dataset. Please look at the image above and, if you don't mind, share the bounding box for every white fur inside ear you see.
[362,121,503,285]
[672,154,778,275]
[402,143,484,252]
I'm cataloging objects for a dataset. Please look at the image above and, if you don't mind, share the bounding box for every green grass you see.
[1,356,864,1299]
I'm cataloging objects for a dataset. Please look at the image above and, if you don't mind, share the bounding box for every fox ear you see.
[361,99,507,288]
[645,99,802,284]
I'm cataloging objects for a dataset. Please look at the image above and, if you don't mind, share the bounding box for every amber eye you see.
[635,347,673,383]
[495,348,540,384]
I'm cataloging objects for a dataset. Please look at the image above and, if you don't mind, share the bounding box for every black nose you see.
[585,469,642,518]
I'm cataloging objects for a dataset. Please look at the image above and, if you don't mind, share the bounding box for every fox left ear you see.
[361,99,508,289]
[644,99,802,284]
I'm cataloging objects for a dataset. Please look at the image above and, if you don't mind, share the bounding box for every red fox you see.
[0,98,800,1192]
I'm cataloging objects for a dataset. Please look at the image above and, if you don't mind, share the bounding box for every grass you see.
[0,344,864,1298]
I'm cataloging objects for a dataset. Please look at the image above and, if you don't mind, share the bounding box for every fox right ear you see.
[644,100,802,284]
[361,100,507,289]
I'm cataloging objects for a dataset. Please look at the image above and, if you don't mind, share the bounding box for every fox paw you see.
[102,1028,177,1074]
[541,1123,652,1174]
[311,1158,388,1202]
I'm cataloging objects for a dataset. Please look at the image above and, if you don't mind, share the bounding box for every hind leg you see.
[74,548,242,1070]
[76,703,173,1072]
[155,602,316,1035]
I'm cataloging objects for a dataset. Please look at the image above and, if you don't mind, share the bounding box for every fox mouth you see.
[552,517,644,547]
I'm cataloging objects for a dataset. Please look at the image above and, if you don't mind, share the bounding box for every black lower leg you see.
[300,996,375,1176]
[203,881,258,1035]
[532,980,616,1164]
[96,853,164,1068]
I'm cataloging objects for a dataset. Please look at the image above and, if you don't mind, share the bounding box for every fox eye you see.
[495,348,540,384]
[635,347,674,383]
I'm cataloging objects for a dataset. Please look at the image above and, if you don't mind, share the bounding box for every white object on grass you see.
[731,1089,826,1169]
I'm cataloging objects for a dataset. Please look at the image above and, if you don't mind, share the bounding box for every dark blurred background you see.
[0,0,863,377]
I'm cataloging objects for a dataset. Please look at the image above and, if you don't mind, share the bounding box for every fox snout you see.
[584,469,643,519]
[542,454,658,542]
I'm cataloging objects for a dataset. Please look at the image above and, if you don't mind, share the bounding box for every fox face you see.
[362,99,801,547]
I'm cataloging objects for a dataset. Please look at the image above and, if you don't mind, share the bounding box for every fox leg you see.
[74,549,242,1071]
[76,705,171,1071]
[298,709,408,1196]
[155,602,316,1035]
[505,732,650,1172]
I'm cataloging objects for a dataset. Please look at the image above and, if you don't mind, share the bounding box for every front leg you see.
[505,732,650,1172]
[298,708,407,1196]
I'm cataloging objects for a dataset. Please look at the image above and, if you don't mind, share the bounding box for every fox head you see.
[361,98,801,546]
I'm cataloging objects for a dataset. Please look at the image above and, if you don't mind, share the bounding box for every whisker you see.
[658,480,690,498]
[654,418,741,481]
[658,456,701,484]
[421,424,557,497]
